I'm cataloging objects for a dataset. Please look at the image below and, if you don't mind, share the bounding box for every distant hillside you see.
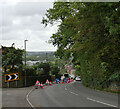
[26,51,55,61]
[27,51,55,55]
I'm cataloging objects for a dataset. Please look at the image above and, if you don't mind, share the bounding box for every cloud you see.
[0,1,58,51]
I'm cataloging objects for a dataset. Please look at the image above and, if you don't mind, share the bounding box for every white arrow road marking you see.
[8,75,12,80]
[87,97,118,107]
[14,74,18,79]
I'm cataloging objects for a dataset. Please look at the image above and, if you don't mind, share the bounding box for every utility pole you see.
[24,40,28,87]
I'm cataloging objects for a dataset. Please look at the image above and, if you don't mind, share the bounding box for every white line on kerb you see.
[26,87,35,109]
[87,97,118,108]
[69,91,78,96]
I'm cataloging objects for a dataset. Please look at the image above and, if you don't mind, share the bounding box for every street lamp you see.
[24,40,28,87]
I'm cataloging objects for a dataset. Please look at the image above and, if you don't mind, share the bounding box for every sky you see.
[0,0,58,51]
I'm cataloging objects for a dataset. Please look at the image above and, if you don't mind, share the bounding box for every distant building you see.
[23,60,49,66]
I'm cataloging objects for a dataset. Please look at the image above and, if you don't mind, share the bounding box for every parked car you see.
[75,76,81,81]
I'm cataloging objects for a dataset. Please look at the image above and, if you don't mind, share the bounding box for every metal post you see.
[24,40,28,87]
[16,81,17,88]
[7,82,9,88]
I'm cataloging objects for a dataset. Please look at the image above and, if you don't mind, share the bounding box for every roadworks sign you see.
[45,79,49,84]
[35,80,41,86]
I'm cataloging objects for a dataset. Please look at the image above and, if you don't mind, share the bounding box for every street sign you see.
[35,80,41,86]
[5,73,19,82]
[45,79,49,84]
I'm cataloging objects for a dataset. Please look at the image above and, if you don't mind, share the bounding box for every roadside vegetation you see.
[2,46,61,87]
[42,2,120,92]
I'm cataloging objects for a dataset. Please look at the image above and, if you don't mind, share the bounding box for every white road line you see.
[87,97,118,108]
[26,87,35,109]
[69,91,78,96]
[65,88,67,90]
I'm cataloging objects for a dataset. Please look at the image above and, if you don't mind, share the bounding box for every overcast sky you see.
[0,0,58,51]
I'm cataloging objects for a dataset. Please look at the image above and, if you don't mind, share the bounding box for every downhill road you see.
[28,81,119,108]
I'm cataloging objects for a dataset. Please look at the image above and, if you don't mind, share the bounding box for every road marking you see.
[69,91,78,96]
[65,88,67,90]
[87,97,118,108]
[26,87,35,109]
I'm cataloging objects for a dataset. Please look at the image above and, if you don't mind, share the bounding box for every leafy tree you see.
[37,62,51,75]
[51,65,60,76]
[42,2,120,89]
[2,46,24,73]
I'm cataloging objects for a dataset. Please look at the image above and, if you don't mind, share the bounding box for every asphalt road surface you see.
[29,81,119,108]
[2,81,119,109]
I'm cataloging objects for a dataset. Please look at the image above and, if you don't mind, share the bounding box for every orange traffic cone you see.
[41,82,43,89]
[49,81,52,86]
[68,80,70,83]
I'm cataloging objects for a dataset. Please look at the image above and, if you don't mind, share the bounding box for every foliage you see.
[37,62,51,75]
[51,65,60,76]
[2,46,24,73]
[42,2,120,89]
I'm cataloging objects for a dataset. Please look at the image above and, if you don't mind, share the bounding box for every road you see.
[2,81,119,109]
[0,88,2,108]
[29,81,118,108]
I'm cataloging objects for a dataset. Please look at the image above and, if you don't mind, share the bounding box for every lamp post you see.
[24,40,28,87]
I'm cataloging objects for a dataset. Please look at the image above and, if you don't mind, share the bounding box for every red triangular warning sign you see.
[35,80,41,86]
[45,79,49,84]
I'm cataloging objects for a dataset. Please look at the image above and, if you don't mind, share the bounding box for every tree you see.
[2,46,24,73]
[51,65,60,76]
[42,2,120,89]
[37,62,51,75]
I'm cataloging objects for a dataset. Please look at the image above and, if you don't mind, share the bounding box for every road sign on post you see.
[5,73,19,82]
[35,80,41,86]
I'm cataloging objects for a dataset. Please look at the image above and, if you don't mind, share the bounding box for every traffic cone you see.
[68,80,70,83]
[41,82,43,89]
[49,81,52,86]
[61,81,63,83]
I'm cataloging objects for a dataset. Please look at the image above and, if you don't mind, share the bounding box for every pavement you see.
[2,87,32,107]
[1,81,119,109]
